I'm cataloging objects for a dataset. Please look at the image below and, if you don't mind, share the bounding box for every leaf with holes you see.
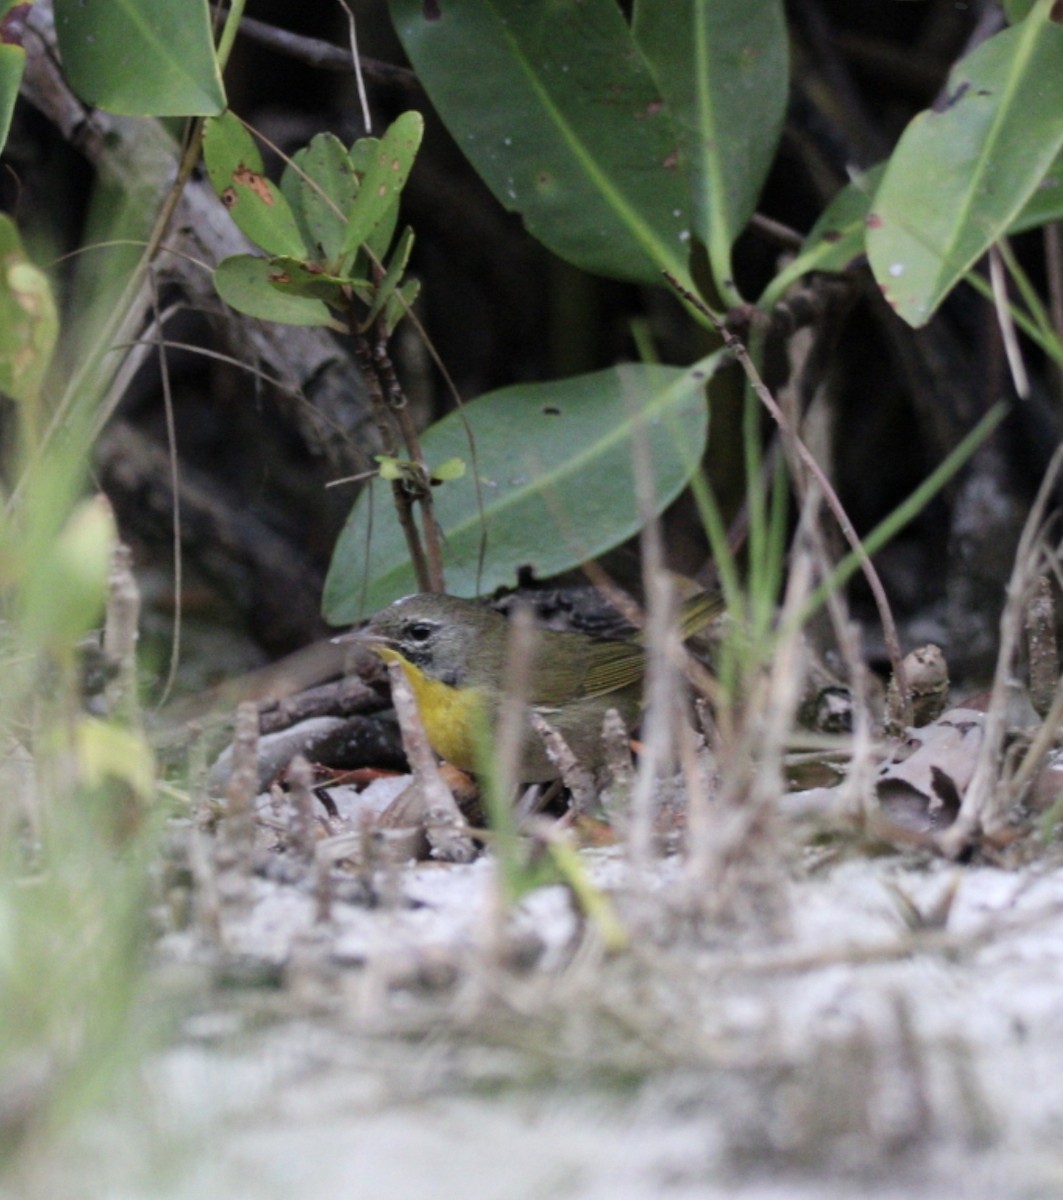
[389,0,692,289]
[867,2,1063,327]
[633,0,788,305]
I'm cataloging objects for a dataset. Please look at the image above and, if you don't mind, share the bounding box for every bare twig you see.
[529,712,598,815]
[385,661,476,862]
[352,332,432,592]
[373,338,446,592]
[234,12,417,87]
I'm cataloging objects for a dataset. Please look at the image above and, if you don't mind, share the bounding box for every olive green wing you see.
[530,632,645,709]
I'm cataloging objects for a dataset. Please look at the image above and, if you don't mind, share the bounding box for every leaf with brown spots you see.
[203,112,307,258]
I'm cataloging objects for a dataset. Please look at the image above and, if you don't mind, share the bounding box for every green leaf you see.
[323,356,722,623]
[759,165,885,309]
[21,497,116,650]
[375,455,404,482]
[362,226,415,328]
[432,457,466,483]
[340,111,423,261]
[75,717,155,802]
[54,0,224,116]
[0,213,58,404]
[389,0,693,289]
[0,3,31,155]
[1003,0,1037,20]
[203,112,307,258]
[1010,146,1063,234]
[633,0,788,305]
[214,255,334,327]
[867,4,1063,326]
[265,256,367,305]
[280,133,359,268]
[348,136,398,270]
[382,277,420,337]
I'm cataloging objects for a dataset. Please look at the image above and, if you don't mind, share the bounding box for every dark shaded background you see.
[3,0,1057,691]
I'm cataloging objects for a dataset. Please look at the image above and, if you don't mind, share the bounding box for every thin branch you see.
[149,269,183,709]
[351,328,431,592]
[664,272,911,724]
[234,12,418,87]
[373,338,446,593]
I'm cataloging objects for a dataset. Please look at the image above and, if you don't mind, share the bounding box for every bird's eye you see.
[406,621,435,643]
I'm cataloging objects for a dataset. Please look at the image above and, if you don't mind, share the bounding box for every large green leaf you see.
[867,1,1063,327]
[0,213,58,404]
[633,0,788,305]
[203,111,307,258]
[54,0,224,116]
[1011,146,1063,234]
[388,0,693,289]
[323,356,722,623]
[0,2,31,155]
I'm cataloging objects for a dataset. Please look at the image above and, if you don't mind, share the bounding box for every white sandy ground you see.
[10,778,1063,1200]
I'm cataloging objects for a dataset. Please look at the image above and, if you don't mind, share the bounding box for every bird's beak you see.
[332,628,400,661]
[333,627,377,646]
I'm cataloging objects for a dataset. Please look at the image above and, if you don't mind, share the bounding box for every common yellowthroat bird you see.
[344,591,718,783]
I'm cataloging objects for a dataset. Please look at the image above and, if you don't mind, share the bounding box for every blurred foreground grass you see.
[0,215,162,1171]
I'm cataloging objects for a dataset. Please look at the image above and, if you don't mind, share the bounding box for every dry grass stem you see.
[939,445,1063,855]
[1003,653,1063,811]
[600,706,635,825]
[626,573,679,871]
[102,542,141,725]
[385,660,476,862]
[286,754,317,863]
[1025,574,1058,718]
[698,532,814,930]
[528,712,597,813]
[215,700,259,918]
[494,604,537,803]
[989,242,1030,399]
[836,622,878,820]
